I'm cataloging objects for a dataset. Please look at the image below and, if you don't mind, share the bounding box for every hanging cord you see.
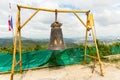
[94,26,97,38]
[55,9,57,22]
[89,30,91,36]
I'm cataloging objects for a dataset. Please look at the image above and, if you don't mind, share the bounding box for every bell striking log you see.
[48,21,65,50]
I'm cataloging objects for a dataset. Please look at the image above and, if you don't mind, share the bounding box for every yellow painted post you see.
[10,34,17,80]
[84,29,88,64]
[91,27,104,76]
[84,12,90,64]
[21,10,40,29]
[73,12,87,28]
[10,6,20,80]
[18,30,22,73]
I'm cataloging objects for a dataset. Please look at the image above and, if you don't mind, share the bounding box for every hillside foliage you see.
[0,39,120,57]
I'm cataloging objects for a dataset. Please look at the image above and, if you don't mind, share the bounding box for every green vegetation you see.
[0,46,14,53]
[98,41,120,56]
[0,39,120,57]
[77,40,120,57]
[0,40,78,53]
[0,39,119,72]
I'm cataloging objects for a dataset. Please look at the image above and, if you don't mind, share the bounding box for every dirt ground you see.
[0,62,120,80]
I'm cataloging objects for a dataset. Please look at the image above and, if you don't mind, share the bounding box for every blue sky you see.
[0,0,120,39]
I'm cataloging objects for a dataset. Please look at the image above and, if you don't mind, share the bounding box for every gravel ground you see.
[0,62,120,80]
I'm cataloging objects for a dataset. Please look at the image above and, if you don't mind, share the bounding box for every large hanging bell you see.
[48,21,66,50]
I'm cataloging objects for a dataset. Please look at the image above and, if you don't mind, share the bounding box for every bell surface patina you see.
[48,21,65,50]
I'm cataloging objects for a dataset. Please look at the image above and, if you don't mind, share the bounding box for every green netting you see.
[47,48,91,66]
[0,46,120,72]
[112,45,120,54]
[0,53,12,72]
[48,48,85,66]
[0,50,52,72]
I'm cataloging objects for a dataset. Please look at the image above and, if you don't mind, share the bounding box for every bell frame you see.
[10,4,104,80]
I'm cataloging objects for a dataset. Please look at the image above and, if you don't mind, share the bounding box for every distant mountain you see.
[97,36,120,43]
[0,38,13,47]
[0,36,119,47]
[0,37,77,48]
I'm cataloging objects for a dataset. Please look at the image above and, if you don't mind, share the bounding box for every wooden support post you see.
[84,12,89,64]
[86,54,98,60]
[9,5,104,80]
[10,34,17,80]
[91,27,104,76]
[73,12,87,28]
[18,30,22,73]
[84,29,88,64]
[15,61,20,67]
[21,10,40,29]
[10,6,20,80]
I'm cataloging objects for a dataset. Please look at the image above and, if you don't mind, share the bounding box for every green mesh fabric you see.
[112,45,120,54]
[0,46,119,72]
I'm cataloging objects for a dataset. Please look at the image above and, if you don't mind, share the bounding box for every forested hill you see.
[0,38,78,52]
[0,37,119,47]
[0,37,119,53]
[0,38,77,47]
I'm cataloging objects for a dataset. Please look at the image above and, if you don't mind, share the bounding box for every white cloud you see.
[95,9,120,26]
[0,0,120,39]
[0,24,13,38]
[96,24,120,37]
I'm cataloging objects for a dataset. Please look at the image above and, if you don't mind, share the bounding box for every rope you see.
[55,9,57,22]
[94,26,97,38]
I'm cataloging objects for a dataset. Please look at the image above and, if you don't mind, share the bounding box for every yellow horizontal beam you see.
[18,5,90,13]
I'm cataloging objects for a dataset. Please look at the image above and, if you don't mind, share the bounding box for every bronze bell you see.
[48,21,66,50]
